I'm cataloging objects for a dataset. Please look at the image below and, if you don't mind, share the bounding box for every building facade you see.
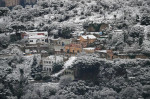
[64,43,82,54]
[78,35,96,47]
[21,31,48,45]
[83,47,95,54]
[21,31,48,39]
[0,0,5,7]
[4,0,20,7]
[28,35,47,45]
[42,55,64,74]
[1,0,37,7]
[25,0,37,4]
[49,37,72,54]
[49,38,72,46]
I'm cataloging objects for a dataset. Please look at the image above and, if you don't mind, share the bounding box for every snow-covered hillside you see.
[0,0,149,33]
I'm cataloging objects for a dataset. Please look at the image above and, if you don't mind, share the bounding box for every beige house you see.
[49,37,72,46]
[64,43,82,54]
[49,38,72,54]
[4,0,20,7]
[78,35,96,47]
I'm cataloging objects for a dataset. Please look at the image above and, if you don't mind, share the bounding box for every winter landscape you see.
[0,0,150,99]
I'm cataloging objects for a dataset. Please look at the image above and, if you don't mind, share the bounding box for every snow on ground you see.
[0,33,10,37]
[0,18,4,23]
[6,55,33,81]
[144,26,150,40]
[64,56,76,68]
[33,82,59,89]
[6,54,41,81]
[34,17,45,27]
[52,56,77,77]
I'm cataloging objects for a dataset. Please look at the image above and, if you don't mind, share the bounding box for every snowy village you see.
[0,0,150,99]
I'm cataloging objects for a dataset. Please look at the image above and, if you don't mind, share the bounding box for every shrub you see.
[52,62,63,74]
[141,14,150,25]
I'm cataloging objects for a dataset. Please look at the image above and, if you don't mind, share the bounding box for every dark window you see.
[67,49,70,53]
[30,40,33,42]
[62,42,65,46]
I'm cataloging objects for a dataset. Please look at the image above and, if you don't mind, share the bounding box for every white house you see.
[27,31,48,37]
[21,31,48,39]
[28,35,47,44]
[21,31,48,44]
[42,55,64,74]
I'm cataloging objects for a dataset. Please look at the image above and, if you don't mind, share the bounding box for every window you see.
[67,49,70,53]
[62,42,64,46]
[42,39,45,41]
[36,39,40,43]
[30,40,33,42]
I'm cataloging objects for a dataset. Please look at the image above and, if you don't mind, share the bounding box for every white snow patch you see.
[33,82,59,89]
[81,35,96,39]
[0,18,4,23]
[83,47,95,50]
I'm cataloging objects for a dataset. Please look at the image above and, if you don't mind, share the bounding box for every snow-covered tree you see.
[129,26,144,38]
[13,5,23,11]
[0,7,10,16]
[120,87,140,99]
[141,40,150,55]
[10,21,26,34]
[59,76,72,88]
[141,13,150,25]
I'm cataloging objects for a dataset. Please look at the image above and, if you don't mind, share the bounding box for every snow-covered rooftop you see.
[26,31,48,35]
[113,30,123,33]
[86,32,101,35]
[97,50,107,53]
[42,55,64,63]
[29,35,46,39]
[83,47,95,50]
[45,55,63,60]
[81,35,96,39]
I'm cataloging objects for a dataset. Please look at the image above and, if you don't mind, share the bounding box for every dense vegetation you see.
[0,0,150,99]
[1,52,150,99]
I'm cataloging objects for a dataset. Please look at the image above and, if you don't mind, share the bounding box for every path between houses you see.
[51,56,77,77]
